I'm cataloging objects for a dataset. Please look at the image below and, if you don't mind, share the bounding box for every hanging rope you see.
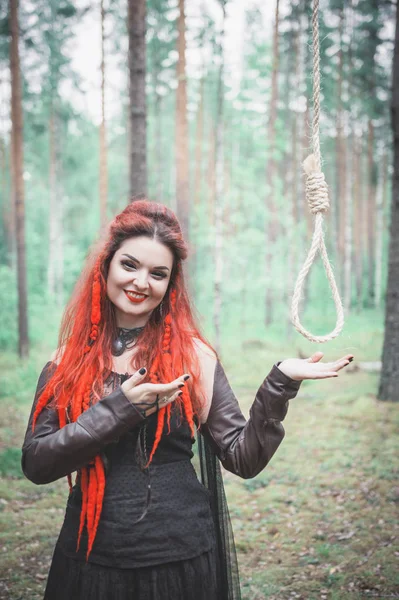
[290,0,344,343]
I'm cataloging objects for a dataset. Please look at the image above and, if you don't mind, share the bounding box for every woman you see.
[21,199,353,600]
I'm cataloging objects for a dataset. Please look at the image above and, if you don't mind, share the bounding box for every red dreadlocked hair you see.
[32,198,217,561]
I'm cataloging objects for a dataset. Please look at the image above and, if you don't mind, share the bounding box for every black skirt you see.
[43,543,219,600]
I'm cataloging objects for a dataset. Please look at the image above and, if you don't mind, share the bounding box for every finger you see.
[169,389,184,403]
[158,389,183,408]
[307,352,324,363]
[330,358,351,371]
[311,372,339,379]
[123,367,147,389]
[319,355,350,370]
[332,354,354,366]
[148,376,190,395]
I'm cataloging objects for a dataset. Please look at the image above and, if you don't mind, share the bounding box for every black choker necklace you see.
[111,326,145,356]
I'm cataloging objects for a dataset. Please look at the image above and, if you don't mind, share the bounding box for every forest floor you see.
[0,339,398,600]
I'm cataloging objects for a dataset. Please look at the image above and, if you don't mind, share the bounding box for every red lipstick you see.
[124,290,147,304]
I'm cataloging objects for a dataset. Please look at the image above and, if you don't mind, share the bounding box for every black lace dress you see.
[43,371,241,600]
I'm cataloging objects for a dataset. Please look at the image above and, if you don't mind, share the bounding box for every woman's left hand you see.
[277,352,354,382]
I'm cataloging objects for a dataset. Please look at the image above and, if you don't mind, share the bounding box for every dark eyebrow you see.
[121,253,170,271]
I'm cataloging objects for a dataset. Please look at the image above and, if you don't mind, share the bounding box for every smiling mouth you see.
[124,290,148,302]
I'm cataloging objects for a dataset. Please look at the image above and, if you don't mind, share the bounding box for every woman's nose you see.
[132,273,149,291]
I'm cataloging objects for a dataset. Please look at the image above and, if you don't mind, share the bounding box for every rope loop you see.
[289,0,344,343]
[290,213,344,343]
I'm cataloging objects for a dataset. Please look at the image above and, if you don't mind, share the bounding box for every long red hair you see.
[32,198,217,560]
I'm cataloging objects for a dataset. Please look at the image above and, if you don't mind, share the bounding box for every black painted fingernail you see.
[139,367,146,375]
[178,383,184,388]
[348,358,353,362]
[178,391,183,396]
[184,375,190,381]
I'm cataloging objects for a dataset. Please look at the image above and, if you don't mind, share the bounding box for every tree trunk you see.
[335,8,346,294]
[47,103,64,306]
[154,90,163,202]
[353,133,363,309]
[100,0,108,230]
[9,0,28,358]
[367,118,376,306]
[343,2,354,312]
[175,0,190,241]
[48,106,57,297]
[55,181,64,307]
[128,0,147,196]
[343,132,353,312]
[207,124,216,227]
[374,150,388,308]
[213,3,226,354]
[286,22,300,338]
[194,76,205,208]
[192,76,204,303]
[378,0,399,402]
[264,0,280,326]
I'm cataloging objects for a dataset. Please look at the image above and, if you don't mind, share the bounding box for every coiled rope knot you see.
[303,154,329,214]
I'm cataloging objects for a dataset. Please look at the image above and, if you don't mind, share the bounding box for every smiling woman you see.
[21,198,351,600]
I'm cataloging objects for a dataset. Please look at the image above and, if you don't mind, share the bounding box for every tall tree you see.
[213,1,226,353]
[374,148,388,308]
[128,0,147,196]
[378,0,399,402]
[264,0,280,326]
[343,0,355,313]
[335,4,347,295]
[147,0,176,203]
[99,0,108,229]
[175,0,189,240]
[352,130,363,310]
[194,76,205,210]
[9,0,28,357]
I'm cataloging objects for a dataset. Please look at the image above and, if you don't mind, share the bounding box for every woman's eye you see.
[121,261,165,279]
[121,261,136,270]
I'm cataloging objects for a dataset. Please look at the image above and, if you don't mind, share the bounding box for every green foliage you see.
[0,266,18,350]
[0,448,23,479]
[0,0,394,358]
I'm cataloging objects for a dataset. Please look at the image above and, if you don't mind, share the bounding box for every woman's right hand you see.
[121,368,190,418]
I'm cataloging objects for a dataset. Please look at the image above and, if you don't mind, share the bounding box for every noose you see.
[290,0,344,343]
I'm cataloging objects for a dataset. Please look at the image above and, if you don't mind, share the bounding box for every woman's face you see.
[106,236,174,328]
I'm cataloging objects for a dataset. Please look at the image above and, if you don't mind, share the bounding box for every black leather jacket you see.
[21,360,301,484]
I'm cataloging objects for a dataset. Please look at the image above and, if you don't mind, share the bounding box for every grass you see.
[0,332,398,599]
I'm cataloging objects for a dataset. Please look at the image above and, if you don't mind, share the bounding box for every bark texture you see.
[99,0,108,230]
[128,0,147,196]
[213,3,226,354]
[378,2,399,402]
[9,0,29,358]
[175,0,189,241]
[264,0,280,326]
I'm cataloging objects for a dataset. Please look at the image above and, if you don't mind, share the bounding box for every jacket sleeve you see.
[21,362,145,485]
[199,359,301,479]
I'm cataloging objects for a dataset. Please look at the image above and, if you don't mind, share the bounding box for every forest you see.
[0,0,398,598]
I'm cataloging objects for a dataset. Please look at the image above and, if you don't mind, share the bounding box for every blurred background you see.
[0,0,398,598]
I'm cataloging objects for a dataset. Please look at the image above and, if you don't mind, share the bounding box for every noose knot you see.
[305,171,329,214]
[303,153,329,214]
